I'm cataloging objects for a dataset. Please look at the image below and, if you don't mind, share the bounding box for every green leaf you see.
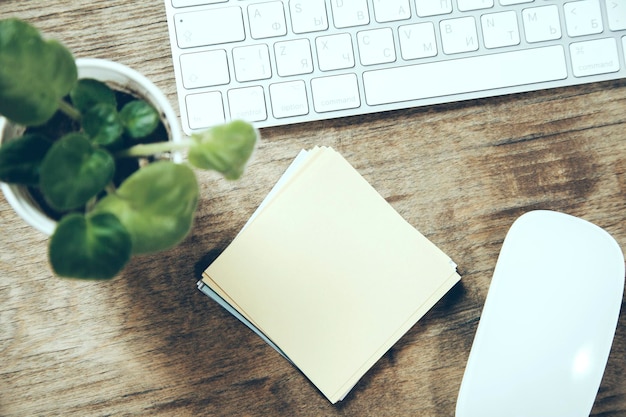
[39,133,115,211]
[49,212,132,279]
[0,18,77,126]
[83,103,124,146]
[69,78,116,114]
[0,134,52,185]
[188,120,258,180]
[119,100,159,139]
[94,161,199,254]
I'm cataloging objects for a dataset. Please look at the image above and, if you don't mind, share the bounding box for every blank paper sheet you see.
[202,147,460,403]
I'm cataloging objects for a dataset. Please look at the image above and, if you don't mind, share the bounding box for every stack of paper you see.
[199,147,460,403]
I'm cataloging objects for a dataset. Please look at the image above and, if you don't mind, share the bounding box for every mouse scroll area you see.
[456,210,624,417]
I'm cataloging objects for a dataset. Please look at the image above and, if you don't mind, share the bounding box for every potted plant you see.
[0,18,258,280]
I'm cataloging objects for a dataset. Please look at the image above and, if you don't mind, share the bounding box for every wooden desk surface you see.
[1,1,625,416]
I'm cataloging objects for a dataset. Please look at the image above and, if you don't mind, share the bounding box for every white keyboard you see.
[163,0,626,134]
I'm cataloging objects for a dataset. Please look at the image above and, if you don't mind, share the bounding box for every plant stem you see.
[115,139,194,158]
[58,99,81,121]
[85,196,97,213]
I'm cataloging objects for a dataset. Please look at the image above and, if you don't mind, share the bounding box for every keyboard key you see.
[363,46,567,105]
[331,0,370,28]
[228,86,268,122]
[172,0,227,7]
[233,44,272,82]
[316,33,356,71]
[180,50,230,88]
[398,23,438,60]
[373,0,411,23]
[415,0,453,17]
[269,81,309,118]
[564,0,604,37]
[186,92,225,129]
[357,28,397,65]
[311,74,360,112]
[174,7,245,48]
[458,0,494,12]
[290,0,329,33]
[481,11,520,49]
[499,0,533,4]
[440,17,479,54]
[570,38,620,76]
[606,0,626,31]
[522,5,562,43]
[274,39,314,76]
[248,2,287,39]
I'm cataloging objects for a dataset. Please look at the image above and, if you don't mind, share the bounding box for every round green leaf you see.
[83,103,124,146]
[39,133,115,211]
[188,120,258,180]
[119,100,159,139]
[0,134,52,185]
[49,212,132,279]
[0,18,77,126]
[70,78,117,114]
[94,161,198,254]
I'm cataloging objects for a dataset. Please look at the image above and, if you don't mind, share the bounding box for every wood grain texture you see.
[1,1,625,415]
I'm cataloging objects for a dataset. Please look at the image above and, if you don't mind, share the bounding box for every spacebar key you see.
[363,46,567,106]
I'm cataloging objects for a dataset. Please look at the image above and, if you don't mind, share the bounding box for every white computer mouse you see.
[456,210,624,417]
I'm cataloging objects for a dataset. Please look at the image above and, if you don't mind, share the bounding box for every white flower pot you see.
[0,58,181,235]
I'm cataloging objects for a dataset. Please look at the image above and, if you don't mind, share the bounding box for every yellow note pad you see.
[202,147,460,403]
